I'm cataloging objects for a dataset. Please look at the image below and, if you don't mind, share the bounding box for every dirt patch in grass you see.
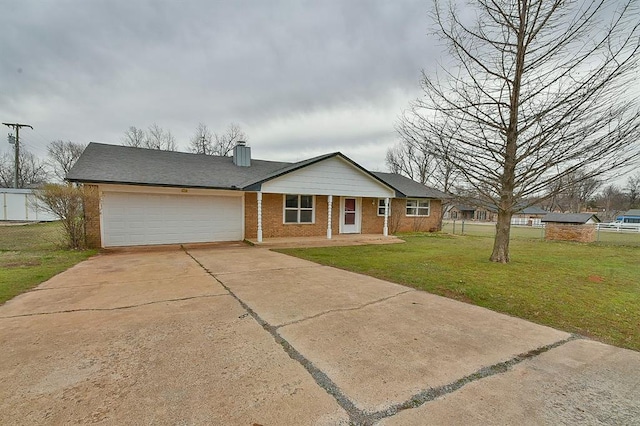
[588,275,604,283]
[3,260,42,267]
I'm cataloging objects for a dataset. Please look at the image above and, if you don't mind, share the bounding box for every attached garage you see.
[101,190,243,247]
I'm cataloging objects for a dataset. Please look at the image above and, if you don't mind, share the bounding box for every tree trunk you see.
[490,209,512,263]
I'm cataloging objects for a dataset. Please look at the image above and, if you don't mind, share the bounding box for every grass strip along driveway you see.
[278,232,640,352]
[0,222,95,304]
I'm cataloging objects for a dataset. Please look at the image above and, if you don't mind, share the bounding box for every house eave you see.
[66,178,243,192]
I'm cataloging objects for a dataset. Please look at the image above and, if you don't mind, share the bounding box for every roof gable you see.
[257,155,395,198]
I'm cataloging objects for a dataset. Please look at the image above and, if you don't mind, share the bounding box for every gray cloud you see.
[1,0,438,170]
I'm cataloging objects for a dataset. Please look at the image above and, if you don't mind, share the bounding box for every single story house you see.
[616,209,640,224]
[446,203,546,224]
[67,142,447,248]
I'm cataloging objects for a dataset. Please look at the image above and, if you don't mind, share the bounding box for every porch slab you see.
[246,233,405,248]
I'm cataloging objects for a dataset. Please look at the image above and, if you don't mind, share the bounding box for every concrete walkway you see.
[1,245,638,425]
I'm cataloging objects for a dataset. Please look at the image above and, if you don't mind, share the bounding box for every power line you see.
[2,122,33,188]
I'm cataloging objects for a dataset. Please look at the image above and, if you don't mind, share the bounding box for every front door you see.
[341,197,361,234]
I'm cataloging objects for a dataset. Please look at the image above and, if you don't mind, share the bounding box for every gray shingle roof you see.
[67,142,448,200]
[623,209,640,217]
[541,213,600,224]
[372,172,449,199]
[67,143,290,190]
[518,206,548,215]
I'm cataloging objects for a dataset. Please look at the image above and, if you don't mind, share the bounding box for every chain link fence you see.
[441,220,640,247]
[0,221,64,251]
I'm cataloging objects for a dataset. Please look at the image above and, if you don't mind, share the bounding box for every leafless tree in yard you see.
[593,184,627,220]
[47,140,86,182]
[188,123,214,155]
[212,123,247,156]
[122,124,176,151]
[122,126,146,148]
[145,123,176,151]
[542,170,601,213]
[406,0,640,262]
[625,172,640,208]
[0,150,48,188]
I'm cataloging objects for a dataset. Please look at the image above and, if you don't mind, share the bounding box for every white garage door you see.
[102,192,243,247]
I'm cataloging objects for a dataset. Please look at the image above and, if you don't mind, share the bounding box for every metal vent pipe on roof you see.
[233,141,251,167]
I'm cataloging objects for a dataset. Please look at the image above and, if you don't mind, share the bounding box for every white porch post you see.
[383,197,389,237]
[257,192,263,243]
[327,195,333,239]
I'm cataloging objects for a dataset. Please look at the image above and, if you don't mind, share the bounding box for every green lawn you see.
[0,222,96,304]
[277,232,640,351]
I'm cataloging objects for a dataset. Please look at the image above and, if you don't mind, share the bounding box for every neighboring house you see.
[616,209,640,224]
[511,206,548,226]
[446,203,546,224]
[447,205,475,220]
[67,142,448,248]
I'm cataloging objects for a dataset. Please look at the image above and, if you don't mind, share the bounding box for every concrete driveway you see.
[1,245,638,425]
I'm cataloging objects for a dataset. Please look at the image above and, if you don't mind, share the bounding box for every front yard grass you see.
[277,233,640,351]
[0,222,96,304]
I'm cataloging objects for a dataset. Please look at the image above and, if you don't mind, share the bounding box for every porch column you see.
[327,195,333,239]
[383,197,389,237]
[257,191,263,243]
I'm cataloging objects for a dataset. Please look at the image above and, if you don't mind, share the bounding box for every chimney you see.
[232,141,251,167]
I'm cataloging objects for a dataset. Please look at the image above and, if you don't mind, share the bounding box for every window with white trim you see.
[406,199,430,216]
[377,199,390,216]
[284,194,314,223]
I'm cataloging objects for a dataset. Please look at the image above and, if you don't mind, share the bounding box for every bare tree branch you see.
[407,0,640,262]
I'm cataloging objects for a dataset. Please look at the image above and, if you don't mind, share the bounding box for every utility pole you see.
[2,122,33,188]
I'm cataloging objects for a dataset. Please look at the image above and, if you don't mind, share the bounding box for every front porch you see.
[246,233,404,249]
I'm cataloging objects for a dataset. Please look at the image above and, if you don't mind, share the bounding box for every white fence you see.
[596,222,640,233]
[1,188,57,221]
[510,218,543,227]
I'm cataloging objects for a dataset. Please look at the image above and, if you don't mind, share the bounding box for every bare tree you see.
[188,123,214,155]
[544,171,601,213]
[122,126,146,148]
[212,123,247,156]
[35,184,97,249]
[593,184,627,220]
[625,172,640,208]
[122,124,176,151]
[0,150,48,188]
[407,0,640,262]
[145,123,176,151]
[47,140,86,182]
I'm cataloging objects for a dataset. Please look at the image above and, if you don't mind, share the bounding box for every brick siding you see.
[83,184,102,248]
[245,193,443,238]
[545,223,596,243]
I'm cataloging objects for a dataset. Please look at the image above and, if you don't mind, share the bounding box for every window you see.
[406,199,430,216]
[377,199,390,216]
[284,194,314,223]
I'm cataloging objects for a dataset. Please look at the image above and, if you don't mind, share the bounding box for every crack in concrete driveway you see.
[1,245,638,425]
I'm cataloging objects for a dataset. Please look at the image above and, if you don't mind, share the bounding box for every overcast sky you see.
[1,0,440,171]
